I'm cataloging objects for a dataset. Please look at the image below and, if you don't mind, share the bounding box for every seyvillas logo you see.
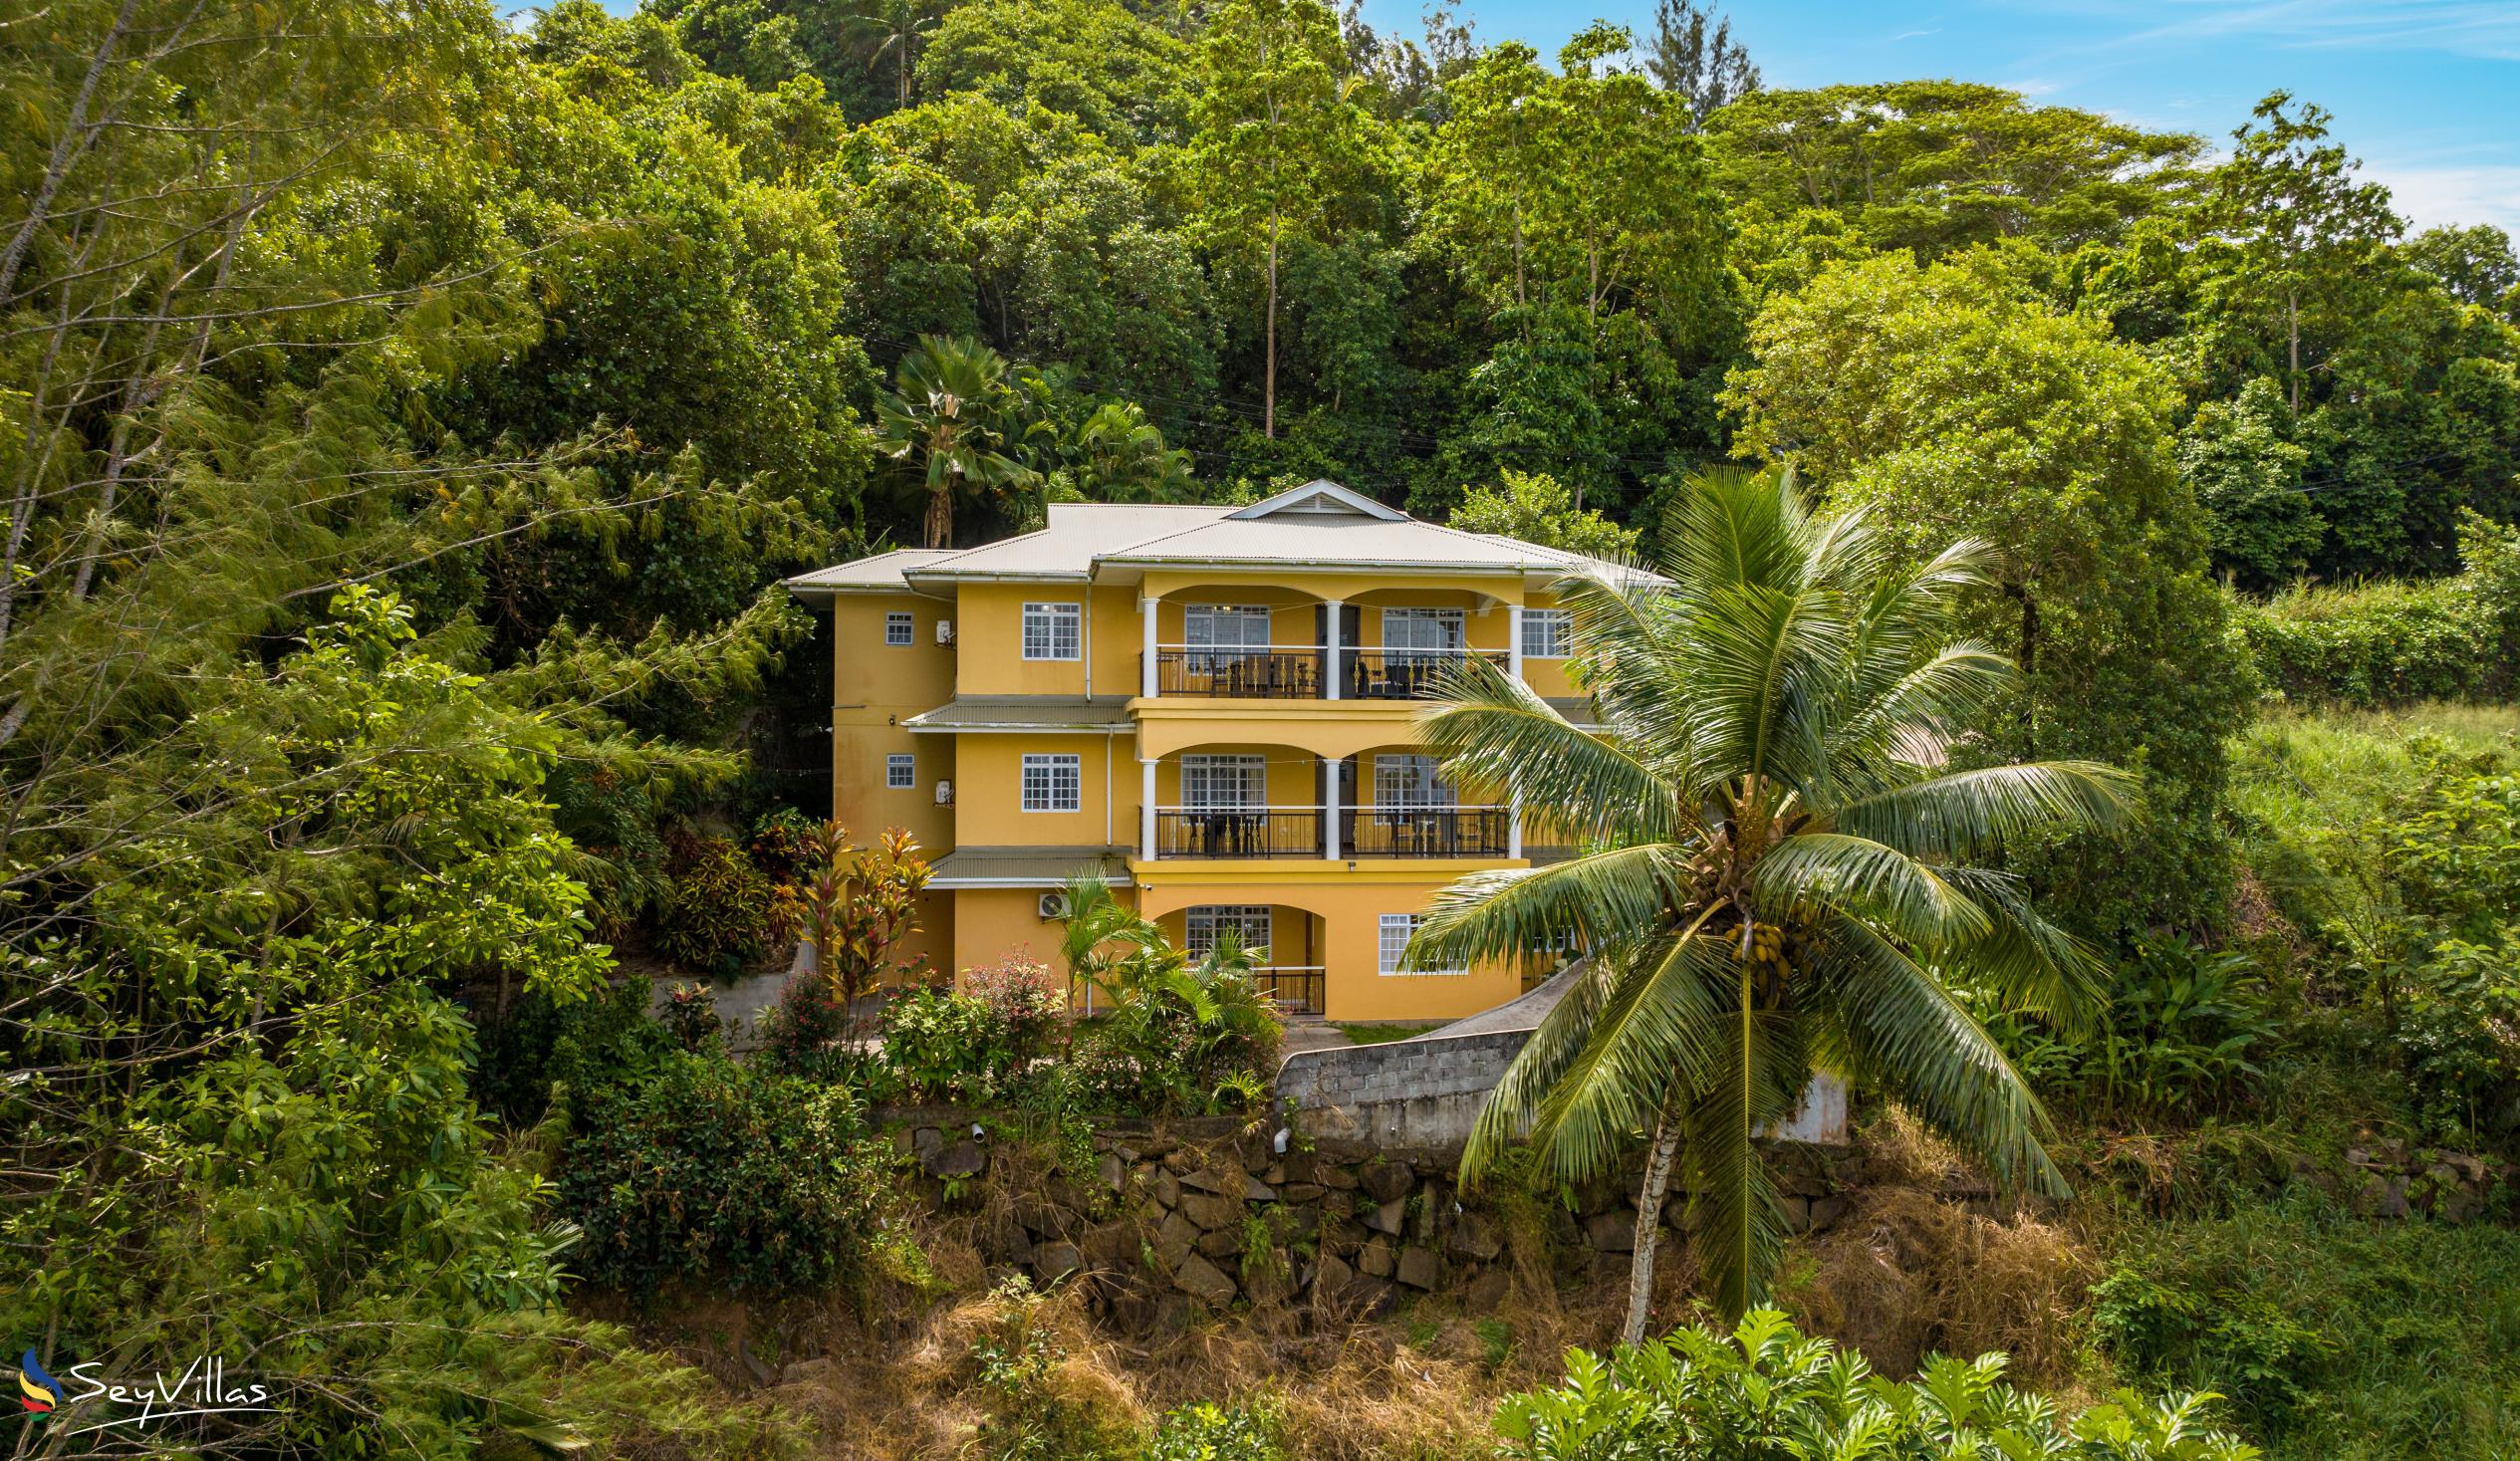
[12,1349,275,1437]
[17,1351,62,1414]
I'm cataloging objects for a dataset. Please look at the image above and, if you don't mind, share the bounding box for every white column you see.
[1139,757,1156,860]
[1324,755,1341,860]
[1140,596,1157,698]
[1507,605,1524,681]
[1324,598,1343,700]
[1509,790,1524,859]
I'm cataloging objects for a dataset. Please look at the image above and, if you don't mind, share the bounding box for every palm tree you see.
[850,0,939,111]
[1407,465,2136,1339]
[873,335,1036,549]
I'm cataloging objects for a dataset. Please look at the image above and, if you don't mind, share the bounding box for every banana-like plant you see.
[1410,464,2137,1337]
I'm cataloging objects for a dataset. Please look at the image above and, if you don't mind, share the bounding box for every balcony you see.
[1345,805,1513,857]
[1341,648,1508,701]
[1154,647,1324,699]
[1144,646,1511,701]
[1149,804,1515,859]
[1153,806,1325,858]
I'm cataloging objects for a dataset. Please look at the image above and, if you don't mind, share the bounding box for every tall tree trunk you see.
[0,0,138,306]
[2003,579,2039,756]
[1624,1092,1686,1345]
[924,484,950,549]
[1265,205,1279,440]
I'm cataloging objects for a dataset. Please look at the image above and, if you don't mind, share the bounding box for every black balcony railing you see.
[1339,647,1510,700]
[1154,647,1324,698]
[1154,807,1324,858]
[1344,805,1512,857]
[1250,965,1327,1016]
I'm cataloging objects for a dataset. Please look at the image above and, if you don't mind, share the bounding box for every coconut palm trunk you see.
[1405,465,2136,1331]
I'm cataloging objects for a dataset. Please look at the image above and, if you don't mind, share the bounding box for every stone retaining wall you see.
[889,1111,1864,1337]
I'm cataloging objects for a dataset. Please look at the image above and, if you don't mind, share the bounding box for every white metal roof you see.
[787,483,1642,601]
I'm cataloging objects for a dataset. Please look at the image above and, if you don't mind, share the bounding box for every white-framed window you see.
[1379,913,1466,976]
[885,753,915,789]
[1381,607,1465,652]
[1522,608,1571,659]
[883,610,914,646]
[1184,605,1272,649]
[1186,904,1272,959]
[1181,753,1266,809]
[1021,602,1082,660]
[1374,754,1455,810]
[1021,753,1082,812]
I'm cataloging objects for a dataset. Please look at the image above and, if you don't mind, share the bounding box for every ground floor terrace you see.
[930,867,1560,1023]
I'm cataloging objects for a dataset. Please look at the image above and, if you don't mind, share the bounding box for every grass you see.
[2096,1192,2520,1459]
[1332,1022,1442,1046]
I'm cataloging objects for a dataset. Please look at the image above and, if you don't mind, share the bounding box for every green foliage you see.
[1726,248,2251,935]
[969,1277,1135,1461]
[656,833,783,976]
[1449,469,1640,560]
[2096,1198,2520,1455]
[2237,511,2520,707]
[1055,877,1285,1116]
[1495,1308,2257,1460]
[559,1051,891,1292]
[1975,937,2280,1122]
[882,980,1052,1104]
[661,981,726,1051]
[1147,1400,1288,1461]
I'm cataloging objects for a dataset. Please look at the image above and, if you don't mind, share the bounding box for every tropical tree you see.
[1410,466,2136,1338]
[874,334,1039,548]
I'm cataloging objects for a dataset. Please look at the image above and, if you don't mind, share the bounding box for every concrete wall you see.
[1277,965,1850,1154]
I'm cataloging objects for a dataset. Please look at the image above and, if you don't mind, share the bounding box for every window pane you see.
[1382,608,1464,651]
[1022,753,1081,811]
[885,753,914,789]
[1186,904,1271,958]
[1022,603,1080,660]
[1522,609,1569,659]
[884,611,913,646]
[1374,754,1453,809]
[1182,754,1265,809]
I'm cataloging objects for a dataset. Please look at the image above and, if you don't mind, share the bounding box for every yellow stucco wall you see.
[1133,865,1524,1021]
[951,731,1134,849]
[833,592,957,854]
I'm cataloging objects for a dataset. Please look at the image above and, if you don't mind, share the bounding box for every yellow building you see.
[787,480,1614,1022]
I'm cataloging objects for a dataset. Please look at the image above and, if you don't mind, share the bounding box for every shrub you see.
[654,833,779,977]
[883,983,1040,1104]
[470,972,674,1124]
[1146,1401,1285,1461]
[558,1052,891,1293]
[967,956,1065,1062]
[1494,1309,2256,1460]
[2396,934,2520,1144]
[659,982,723,1052]
[2237,509,2520,708]
[755,969,853,1077]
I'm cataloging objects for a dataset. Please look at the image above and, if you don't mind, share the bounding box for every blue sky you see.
[1368,0,2520,234]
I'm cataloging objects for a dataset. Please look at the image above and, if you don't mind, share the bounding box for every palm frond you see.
[1833,761,2139,858]
[1404,844,1696,972]
[1415,658,1685,847]
[1518,930,1731,1185]
[1753,832,1991,946]
[1805,914,2067,1198]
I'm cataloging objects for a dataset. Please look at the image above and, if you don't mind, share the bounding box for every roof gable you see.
[1227,478,1406,523]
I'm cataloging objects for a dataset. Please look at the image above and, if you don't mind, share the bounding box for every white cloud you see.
[2371,164,2520,235]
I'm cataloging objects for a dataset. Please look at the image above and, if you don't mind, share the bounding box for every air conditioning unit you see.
[1038,891,1070,920]
[934,618,956,646]
[933,779,954,806]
